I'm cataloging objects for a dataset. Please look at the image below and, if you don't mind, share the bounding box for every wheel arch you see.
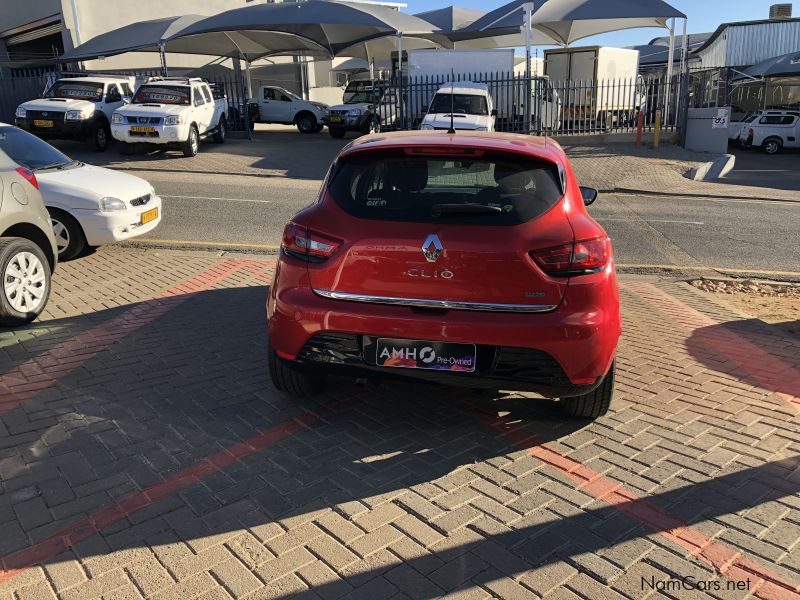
[293,110,315,125]
[1,223,56,271]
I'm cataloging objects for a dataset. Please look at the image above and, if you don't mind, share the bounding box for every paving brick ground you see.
[1,247,798,600]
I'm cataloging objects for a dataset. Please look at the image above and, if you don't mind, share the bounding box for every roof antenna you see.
[447,68,456,134]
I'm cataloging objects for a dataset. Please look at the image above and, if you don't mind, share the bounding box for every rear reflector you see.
[281,223,341,261]
[532,237,609,276]
[15,167,39,190]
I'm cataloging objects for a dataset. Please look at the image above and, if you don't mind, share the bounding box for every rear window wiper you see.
[32,162,68,171]
[430,203,503,217]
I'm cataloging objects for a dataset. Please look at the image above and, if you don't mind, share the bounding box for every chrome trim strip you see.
[313,289,558,313]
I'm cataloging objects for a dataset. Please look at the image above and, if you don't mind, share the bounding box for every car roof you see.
[340,131,566,163]
[435,82,489,94]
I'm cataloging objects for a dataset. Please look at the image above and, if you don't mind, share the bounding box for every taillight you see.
[281,223,340,262]
[747,128,754,139]
[16,167,39,190]
[532,237,609,276]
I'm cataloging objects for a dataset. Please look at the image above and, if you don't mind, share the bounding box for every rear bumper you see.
[288,332,601,397]
[267,261,621,396]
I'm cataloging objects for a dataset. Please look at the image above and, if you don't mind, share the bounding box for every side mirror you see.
[490,109,498,117]
[580,186,598,206]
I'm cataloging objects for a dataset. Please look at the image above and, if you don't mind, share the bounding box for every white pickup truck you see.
[15,75,135,151]
[111,77,226,157]
[250,86,327,133]
[419,83,497,132]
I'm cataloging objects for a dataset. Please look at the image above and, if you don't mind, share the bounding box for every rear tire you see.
[559,361,615,419]
[761,138,781,155]
[329,127,346,139]
[48,208,87,261]
[0,237,51,327]
[181,125,200,157]
[268,346,327,397]
[213,116,226,143]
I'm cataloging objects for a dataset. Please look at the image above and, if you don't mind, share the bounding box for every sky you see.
[403,0,779,48]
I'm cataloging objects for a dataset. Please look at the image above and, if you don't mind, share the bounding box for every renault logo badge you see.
[422,234,443,263]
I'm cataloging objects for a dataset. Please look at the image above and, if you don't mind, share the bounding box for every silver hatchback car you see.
[0,146,58,326]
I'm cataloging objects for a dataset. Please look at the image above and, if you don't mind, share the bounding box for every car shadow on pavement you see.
[1,286,798,595]
[685,318,800,400]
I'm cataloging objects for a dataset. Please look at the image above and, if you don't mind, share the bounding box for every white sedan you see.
[0,123,161,260]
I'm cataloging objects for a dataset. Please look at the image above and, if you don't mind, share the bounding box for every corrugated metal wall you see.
[699,21,800,69]
[726,21,800,66]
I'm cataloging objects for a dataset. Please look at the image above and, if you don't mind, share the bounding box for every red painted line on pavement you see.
[478,412,800,599]
[0,397,357,585]
[0,259,253,416]
[624,282,800,410]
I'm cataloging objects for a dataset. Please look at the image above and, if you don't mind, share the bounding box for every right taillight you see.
[16,167,39,190]
[532,237,610,277]
[747,128,754,139]
[281,222,341,262]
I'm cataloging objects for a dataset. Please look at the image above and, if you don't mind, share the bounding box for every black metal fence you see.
[374,71,685,136]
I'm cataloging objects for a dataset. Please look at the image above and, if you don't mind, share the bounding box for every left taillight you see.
[281,223,341,262]
[16,167,39,190]
[531,237,610,277]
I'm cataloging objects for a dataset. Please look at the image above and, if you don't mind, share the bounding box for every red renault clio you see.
[267,131,621,418]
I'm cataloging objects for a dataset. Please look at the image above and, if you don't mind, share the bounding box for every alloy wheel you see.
[191,129,199,153]
[3,251,47,313]
[51,218,70,255]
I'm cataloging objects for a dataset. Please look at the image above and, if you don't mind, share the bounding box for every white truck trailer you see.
[544,46,642,129]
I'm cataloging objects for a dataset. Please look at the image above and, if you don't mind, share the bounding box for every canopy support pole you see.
[244,58,253,99]
[159,41,168,77]
[397,31,403,129]
[523,2,533,134]
[369,59,374,80]
[664,17,675,126]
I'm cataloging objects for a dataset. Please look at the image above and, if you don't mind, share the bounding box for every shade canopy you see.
[413,6,486,31]
[735,51,800,80]
[58,15,207,62]
[174,0,450,60]
[462,0,685,47]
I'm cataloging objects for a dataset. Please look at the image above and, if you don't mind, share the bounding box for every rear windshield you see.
[132,85,190,105]
[45,81,103,101]
[328,153,563,225]
[429,93,488,116]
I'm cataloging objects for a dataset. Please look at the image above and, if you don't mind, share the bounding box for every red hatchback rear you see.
[267,131,621,418]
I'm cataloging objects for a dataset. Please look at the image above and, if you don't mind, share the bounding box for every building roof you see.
[693,18,800,54]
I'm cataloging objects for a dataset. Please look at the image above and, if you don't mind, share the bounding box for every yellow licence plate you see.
[33,119,54,127]
[140,207,158,224]
[131,126,155,133]
[328,115,342,123]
